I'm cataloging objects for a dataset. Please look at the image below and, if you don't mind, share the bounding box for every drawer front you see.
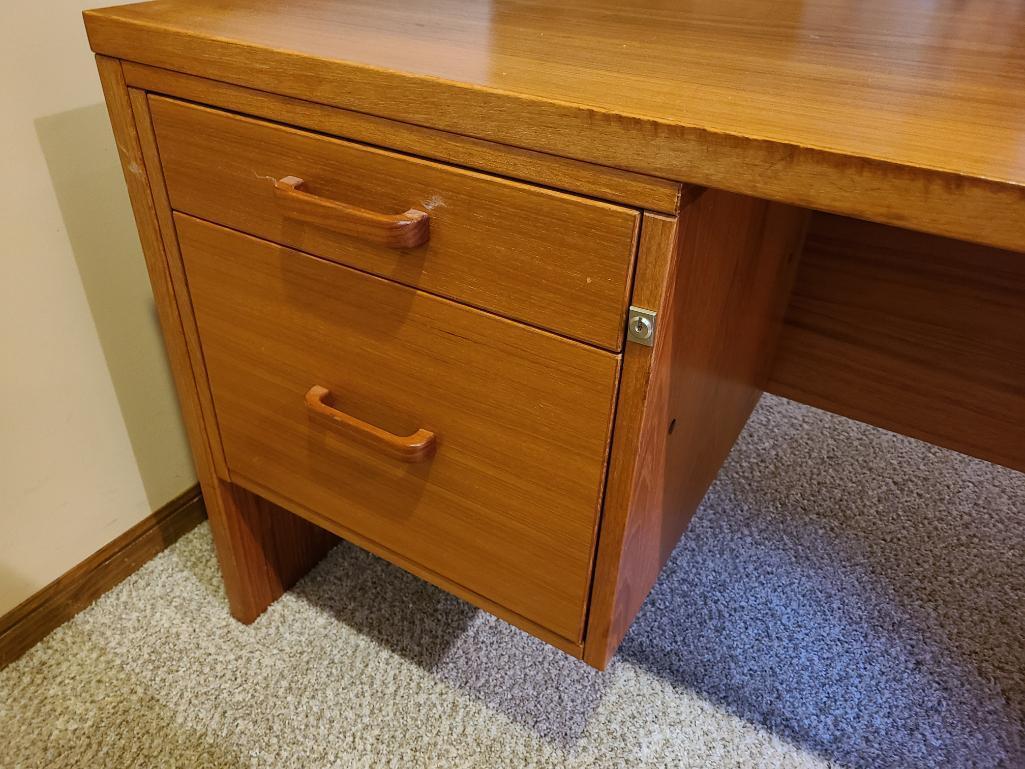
[177,215,620,641]
[151,96,640,350]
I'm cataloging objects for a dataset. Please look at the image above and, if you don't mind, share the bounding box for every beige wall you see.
[0,1,196,616]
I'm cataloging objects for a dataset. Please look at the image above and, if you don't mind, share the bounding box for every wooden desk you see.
[85,0,1025,669]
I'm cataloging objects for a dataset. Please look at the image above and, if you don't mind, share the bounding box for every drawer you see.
[151,96,640,350]
[176,215,620,641]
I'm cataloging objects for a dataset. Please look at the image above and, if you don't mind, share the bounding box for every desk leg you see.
[585,191,809,668]
[204,482,338,623]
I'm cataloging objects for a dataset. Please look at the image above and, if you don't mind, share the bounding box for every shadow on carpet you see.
[618,396,1025,769]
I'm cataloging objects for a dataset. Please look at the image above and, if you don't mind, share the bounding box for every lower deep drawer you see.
[176,214,620,641]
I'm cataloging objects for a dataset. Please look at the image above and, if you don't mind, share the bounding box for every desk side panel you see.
[585,192,808,668]
[98,56,337,623]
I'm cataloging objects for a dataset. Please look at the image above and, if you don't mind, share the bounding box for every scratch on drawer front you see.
[421,194,446,211]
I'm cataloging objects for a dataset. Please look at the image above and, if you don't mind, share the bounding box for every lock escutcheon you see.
[626,306,657,347]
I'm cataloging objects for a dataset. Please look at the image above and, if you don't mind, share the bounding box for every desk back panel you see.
[770,213,1025,473]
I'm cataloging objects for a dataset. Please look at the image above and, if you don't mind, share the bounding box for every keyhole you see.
[631,316,652,339]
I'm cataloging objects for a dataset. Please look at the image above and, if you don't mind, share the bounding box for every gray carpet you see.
[2,395,1023,768]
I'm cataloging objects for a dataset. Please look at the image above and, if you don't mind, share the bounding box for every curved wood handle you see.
[304,385,436,463]
[273,176,430,248]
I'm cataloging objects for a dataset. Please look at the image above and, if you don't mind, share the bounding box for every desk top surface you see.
[86,0,1025,250]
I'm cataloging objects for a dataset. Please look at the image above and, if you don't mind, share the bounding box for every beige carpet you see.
[2,395,1023,768]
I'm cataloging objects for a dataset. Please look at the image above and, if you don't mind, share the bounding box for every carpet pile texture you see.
[2,395,1023,768]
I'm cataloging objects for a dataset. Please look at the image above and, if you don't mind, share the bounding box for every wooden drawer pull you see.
[273,176,430,248]
[304,385,436,462]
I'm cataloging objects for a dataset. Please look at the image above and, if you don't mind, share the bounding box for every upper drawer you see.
[149,96,640,350]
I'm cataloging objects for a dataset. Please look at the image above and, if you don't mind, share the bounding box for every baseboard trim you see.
[0,484,206,670]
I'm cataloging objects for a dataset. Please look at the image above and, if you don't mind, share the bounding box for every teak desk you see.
[85,0,1025,669]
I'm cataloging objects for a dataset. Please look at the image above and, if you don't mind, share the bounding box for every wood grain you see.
[0,485,205,670]
[121,62,684,214]
[176,214,621,642]
[149,95,640,350]
[134,86,340,607]
[769,213,1025,472]
[128,86,230,481]
[238,475,585,658]
[222,484,340,607]
[585,191,808,668]
[584,213,678,669]
[101,55,337,626]
[85,0,1025,251]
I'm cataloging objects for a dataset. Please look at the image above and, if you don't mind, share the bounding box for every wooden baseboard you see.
[0,484,206,670]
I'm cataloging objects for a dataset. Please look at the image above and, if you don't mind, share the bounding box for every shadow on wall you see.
[0,563,44,623]
[34,103,194,509]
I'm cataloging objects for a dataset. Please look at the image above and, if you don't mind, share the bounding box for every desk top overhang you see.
[86,0,1025,252]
